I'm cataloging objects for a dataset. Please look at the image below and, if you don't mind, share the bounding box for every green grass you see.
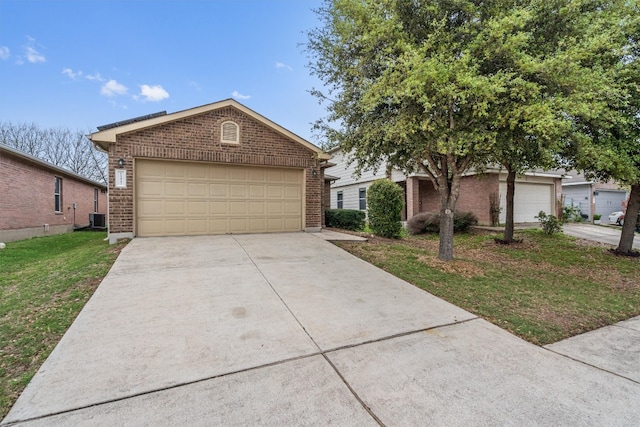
[336,229,640,346]
[0,232,126,419]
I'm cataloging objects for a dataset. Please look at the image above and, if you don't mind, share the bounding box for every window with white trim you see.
[54,177,62,212]
[337,191,343,209]
[94,188,99,212]
[221,121,239,144]
[359,188,367,210]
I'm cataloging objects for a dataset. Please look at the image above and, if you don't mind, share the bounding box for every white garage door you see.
[499,182,554,223]
[136,160,303,237]
[595,190,627,219]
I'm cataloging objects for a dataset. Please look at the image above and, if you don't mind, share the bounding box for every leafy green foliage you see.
[562,205,583,223]
[535,211,563,235]
[366,179,404,238]
[407,211,478,235]
[325,209,365,231]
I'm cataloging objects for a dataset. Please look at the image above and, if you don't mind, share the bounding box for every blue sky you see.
[0,0,328,144]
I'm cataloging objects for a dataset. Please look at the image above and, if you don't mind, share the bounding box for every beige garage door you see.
[499,182,553,223]
[136,160,303,237]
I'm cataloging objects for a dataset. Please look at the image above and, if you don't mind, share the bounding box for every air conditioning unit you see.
[89,213,106,228]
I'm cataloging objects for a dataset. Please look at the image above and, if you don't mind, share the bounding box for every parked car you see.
[608,211,625,225]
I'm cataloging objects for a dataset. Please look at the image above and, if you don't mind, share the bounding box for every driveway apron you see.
[3,233,639,426]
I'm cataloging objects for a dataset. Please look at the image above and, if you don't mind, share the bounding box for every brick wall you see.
[108,106,322,234]
[417,174,497,225]
[0,150,107,235]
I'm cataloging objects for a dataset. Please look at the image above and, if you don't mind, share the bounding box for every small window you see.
[94,188,99,212]
[359,188,367,210]
[221,121,239,144]
[337,191,343,209]
[54,177,62,212]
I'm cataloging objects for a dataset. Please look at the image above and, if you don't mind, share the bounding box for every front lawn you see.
[335,229,640,346]
[0,232,126,419]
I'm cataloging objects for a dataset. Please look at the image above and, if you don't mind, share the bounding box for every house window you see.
[94,188,99,212]
[221,121,239,144]
[337,191,343,209]
[359,188,367,210]
[54,177,62,212]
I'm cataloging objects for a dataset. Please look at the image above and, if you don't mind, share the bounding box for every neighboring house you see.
[89,99,331,244]
[0,144,108,242]
[326,148,563,225]
[562,172,628,221]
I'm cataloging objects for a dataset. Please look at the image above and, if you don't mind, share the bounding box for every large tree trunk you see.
[503,168,516,242]
[616,183,639,254]
[436,173,461,261]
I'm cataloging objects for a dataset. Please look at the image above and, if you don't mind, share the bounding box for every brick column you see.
[406,177,420,220]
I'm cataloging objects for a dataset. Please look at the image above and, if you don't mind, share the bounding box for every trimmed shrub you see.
[325,209,365,231]
[367,179,405,238]
[407,211,478,235]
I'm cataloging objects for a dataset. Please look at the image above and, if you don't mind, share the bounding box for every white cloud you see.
[232,90,251,100]
[276,61,292,71]
[85,72,104,82]
[62,68,80,79]
[139,84,169,102]
[0,46,9,60]
[26,46,45,63]
[101,79,128,97]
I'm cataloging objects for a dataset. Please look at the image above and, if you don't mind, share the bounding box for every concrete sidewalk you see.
[3,233,639,426]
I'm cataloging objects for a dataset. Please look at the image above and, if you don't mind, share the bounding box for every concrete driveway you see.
[3,233,639,426]
[563,223,640,249]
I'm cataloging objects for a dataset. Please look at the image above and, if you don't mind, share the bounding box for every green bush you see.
[407,211,478,235]
[535,211,563,235]
[366,179,405,238]
[562,205,583,222]
[325,209,365,231]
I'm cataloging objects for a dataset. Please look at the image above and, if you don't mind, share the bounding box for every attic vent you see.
[221,121,239,144]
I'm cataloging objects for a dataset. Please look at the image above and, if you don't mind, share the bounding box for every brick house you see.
[89,99,331,244]
[0,144,108,242]
[327,148,563,225]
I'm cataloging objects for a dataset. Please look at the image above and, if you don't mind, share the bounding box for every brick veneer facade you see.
[106,105,323,236]
[0,147,107,242]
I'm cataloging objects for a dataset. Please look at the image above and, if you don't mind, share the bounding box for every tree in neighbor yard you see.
[307,0,531,260]
[306,0,620,259]
[484,0,629,243]
[567,2,640,254]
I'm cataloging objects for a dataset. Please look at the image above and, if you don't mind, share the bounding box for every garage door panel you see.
[187,201,207,215]
[165,219,186,235]
[230,201,247,214]
[165,201,186,215]
[230,185,247,197]
[138,181,163,197]
[229,218,247,232]
[138,200,164,216]
[165,182,186,196]
[210,201,228,215]
[136,160,302,237]
[188,219,208,234]
[499,182,553,223]
[209,183,227,197]
[284,186,300,198]
[188,183,207,197]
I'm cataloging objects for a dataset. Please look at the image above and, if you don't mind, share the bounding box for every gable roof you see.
[89,99,330,160]
[0,144,107,189]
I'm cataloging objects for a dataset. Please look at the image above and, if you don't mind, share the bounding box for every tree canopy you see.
[307,0,638,259]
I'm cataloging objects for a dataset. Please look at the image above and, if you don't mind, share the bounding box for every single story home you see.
[0,144,108,242]
[89,99,331,244]
[326,148,563,225]
[562,172,628,221]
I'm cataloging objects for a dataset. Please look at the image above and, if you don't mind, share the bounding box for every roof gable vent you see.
[221,121,239,144]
